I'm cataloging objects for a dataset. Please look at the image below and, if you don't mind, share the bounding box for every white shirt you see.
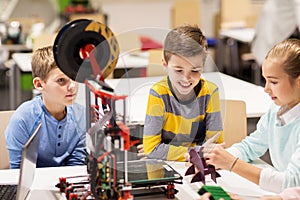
[277,103,300,126]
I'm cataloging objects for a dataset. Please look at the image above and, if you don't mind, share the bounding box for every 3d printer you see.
[53,19,182,200]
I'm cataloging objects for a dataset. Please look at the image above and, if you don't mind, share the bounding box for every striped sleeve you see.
[203,81,224,143]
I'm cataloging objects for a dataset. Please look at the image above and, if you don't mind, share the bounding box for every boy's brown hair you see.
[163,24,208,65]
[31,46,57,80]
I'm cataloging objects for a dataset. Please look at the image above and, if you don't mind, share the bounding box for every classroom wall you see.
[3,0,265,41]
[100,0,265,39]
[101,0,221,41]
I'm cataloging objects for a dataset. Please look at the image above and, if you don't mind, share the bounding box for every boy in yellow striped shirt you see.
[141,25,223,161]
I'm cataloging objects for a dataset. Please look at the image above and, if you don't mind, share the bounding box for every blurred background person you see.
[251,0,300,66]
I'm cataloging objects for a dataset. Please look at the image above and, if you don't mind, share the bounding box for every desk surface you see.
[219,28,255,43]
[12,53,32,72]
[117,51,149,69]
[105,72,272,122]
[1,44,31,52]
[167,160,275,200]
[0,165,86,200]
[0,160,275,200]
[11,51,149,72]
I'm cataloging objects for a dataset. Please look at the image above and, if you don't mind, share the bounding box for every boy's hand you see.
[137,144,146,157]
[184,152,190,161]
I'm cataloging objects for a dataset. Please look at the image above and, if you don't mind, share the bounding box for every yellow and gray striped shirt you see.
[143,76,223,161]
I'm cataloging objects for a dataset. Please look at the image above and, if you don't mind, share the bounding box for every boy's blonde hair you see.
[163,24,208,66]
[31,46,57,80]
[266,38,300,80]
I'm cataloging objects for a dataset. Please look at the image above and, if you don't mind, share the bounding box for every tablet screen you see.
[117,159,182,186]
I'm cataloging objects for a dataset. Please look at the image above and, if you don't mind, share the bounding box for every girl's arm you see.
[204,144,262,185]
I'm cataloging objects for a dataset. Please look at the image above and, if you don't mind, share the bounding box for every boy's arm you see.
[143,89,170,160]
[64,134,87,166]
[144,139,188,161]
[205,84,224,143]
[65,104,87,166]
[5,114,30,169]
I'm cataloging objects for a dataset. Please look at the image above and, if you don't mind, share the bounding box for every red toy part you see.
[56,177,68,192]
[69,193,78,200]
[117,122,131,151]
[65,185,74,199]
[80,43,104,82]
[121,190,134,200]
[167,183,176,199]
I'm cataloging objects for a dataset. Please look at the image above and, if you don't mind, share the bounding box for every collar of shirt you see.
[277,102,300,126]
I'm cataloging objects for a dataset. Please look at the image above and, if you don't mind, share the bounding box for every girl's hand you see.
[202,143,236,170]
[200,192,241,200]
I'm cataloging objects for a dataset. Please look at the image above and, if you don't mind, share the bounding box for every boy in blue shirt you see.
[5,46,86,169]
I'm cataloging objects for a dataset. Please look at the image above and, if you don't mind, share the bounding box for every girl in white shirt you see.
[203,38,300,193]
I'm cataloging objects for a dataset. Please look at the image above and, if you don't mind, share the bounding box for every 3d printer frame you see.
[54,19,180,200]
